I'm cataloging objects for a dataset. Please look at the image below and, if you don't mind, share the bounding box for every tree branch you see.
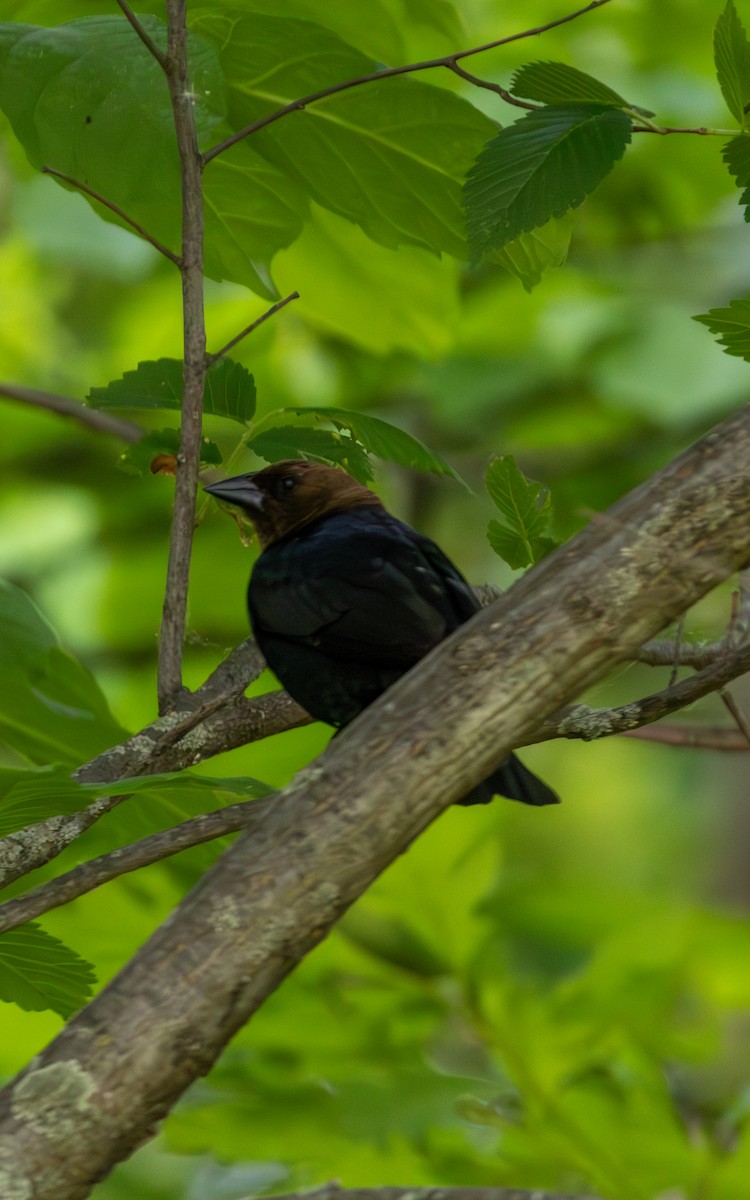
[203,0,615,164]
[41,167,180,265]
[0,382,143,442]
[0,794,127,891]
[1,404,749,1198]
[157,2,208,712]
[116,0,169,69]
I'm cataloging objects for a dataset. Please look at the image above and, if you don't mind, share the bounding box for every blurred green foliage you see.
[1,1,750,1198]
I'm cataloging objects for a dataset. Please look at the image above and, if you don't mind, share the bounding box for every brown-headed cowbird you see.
[205,460,558,808]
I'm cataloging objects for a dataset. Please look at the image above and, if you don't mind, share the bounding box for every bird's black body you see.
[205,461,558,808]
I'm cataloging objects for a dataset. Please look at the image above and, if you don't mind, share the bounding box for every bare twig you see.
[620,723,750,750]
[0,794,126,891]
[721,690,750,747]
[41,167,180,264]
[116,0,169,69]
[157,2,209,712]
[0,794,277,935]
[203,0,615,164]
[206,291,301,365]
[0,382,143,442]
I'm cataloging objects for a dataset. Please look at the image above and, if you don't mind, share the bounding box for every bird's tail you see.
[457,752,560,808]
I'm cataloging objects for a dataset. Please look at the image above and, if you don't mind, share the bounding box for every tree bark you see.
[0,404,749,1199]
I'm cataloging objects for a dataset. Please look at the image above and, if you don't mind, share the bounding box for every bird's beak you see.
[203,473,264,511]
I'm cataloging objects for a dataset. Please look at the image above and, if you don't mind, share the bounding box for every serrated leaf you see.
[88,358,257,425]
[723,134,750,218]
[485,455,559,569]
[693,297,750,360]
[491,212,573,292]
[715,1,750,125]
[0,922,96,1018]
[282,406,464,484]
[248,426,374,483]
[510,61,630,109]
[194,12,496,258]
[464,103,632,261]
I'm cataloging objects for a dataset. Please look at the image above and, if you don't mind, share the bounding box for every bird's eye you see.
[272,475,296,500]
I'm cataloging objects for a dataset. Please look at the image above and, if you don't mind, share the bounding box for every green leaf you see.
[203,139,308,299]
[464,103,632,261]
[722,134,750,218]
[0,922,96,1018]
[0,17,224,256]
[510,61,631,108]
[0,581,125,763]
[281,406,464,483]
[714,1,750,125]
[88,358,257,425]
[491,213,573,292]
[485,455,559,569]
[194,12,496,257]
[693,297,750,360]
[339,909,451,977]
[248,426,375,483]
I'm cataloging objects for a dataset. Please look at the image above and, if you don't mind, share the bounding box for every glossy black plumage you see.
[205,461,558,808]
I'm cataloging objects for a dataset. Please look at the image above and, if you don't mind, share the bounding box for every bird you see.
[204,459,559,808]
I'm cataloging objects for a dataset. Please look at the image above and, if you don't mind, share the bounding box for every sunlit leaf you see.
[491,213,573,292]
[485,455,558,569]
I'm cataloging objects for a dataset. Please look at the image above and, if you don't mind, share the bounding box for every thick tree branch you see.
[0,405,749,1198]
[0,382,143,442]
[157,2,208,712]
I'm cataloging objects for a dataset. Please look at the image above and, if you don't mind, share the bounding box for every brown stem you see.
[41,167,180,264]
[0,382,143,442]
[157,2,208,713]
[203,0,615,164]
[205,291,300,365]
[115,0,169,69]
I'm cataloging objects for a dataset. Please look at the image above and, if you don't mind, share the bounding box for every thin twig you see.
[116,0,169,70]
[157,2,209,713]
[0,794,277,935]
[41,167,180,265]
[203,0,615,164]
[720,690,750,748]
[0,794,127,891]
[205,291,300,365]
[621,723,750,750]
[447,62,538,107]
[0,382,143,442]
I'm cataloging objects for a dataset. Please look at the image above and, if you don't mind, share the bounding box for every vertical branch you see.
[158,1,207,713]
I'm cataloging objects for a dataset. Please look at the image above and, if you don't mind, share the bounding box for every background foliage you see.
[1,1,750,1198]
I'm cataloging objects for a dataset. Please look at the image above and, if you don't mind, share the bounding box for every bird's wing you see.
[249,515,477,668]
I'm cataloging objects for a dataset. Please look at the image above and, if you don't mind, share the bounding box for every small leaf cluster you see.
[485,456,559,570]
[88,358,461,486]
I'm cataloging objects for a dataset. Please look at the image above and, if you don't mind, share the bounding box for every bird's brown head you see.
[204,459,384,548]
